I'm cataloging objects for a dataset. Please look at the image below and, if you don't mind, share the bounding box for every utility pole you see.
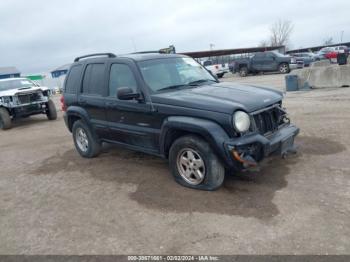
[340,31,344,43]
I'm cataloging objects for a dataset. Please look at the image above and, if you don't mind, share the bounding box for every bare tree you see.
[269,19,294,47]
[258,40,269,47]
[323,37,333,45]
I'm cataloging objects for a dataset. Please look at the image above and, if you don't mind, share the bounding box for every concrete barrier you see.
[291,64,350,89]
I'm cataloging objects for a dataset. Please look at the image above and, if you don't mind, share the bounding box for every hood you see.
[0,86,49,97]
[151,82,283,114]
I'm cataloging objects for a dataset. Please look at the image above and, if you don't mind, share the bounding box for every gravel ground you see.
[0,74,349,255]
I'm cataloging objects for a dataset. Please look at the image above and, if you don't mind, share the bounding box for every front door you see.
[105,63,160,151]
[262,52,277,71]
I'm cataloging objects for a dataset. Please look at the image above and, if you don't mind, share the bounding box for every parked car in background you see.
[62,53,299,190]
[315,47,335,60]
[315,46,349,61]
[334,45,349,55]
[202,60,229,78]
[232,51,297,77]
[291,52,316,67]
[0,78,57,130]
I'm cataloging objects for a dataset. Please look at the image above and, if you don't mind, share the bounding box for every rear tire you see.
[217,73,224,78]
[46,99,57,120]
[0,107,11,130]
[239,66,248,77]
[72,120,101,158]
[169,135,225,191]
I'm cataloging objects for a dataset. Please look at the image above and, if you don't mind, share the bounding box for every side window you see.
[65,65,82,93]
[82,63,105,95]
[109,64,138,97]
[253,53,265,59]
[203,60,212,67]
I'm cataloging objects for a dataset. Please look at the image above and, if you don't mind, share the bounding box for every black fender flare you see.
[65,106,92,132]
[159,116,231,166]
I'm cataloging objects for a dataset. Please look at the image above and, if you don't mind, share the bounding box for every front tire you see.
[279,63,290,74]
[169,135,225,191]
[46,99,57,120]
[0,107,11,130]
[72,120,101,158]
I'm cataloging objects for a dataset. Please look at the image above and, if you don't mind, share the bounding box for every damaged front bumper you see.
[224,124,300,170]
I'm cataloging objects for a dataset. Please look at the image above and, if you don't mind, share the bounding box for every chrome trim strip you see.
[250,103,280,115]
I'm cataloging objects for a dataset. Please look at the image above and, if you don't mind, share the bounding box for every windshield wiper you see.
[157,84,189,92]
[157,79,217,92]
[187,79,217,86]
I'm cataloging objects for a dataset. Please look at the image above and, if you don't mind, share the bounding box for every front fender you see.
[160,116,231,167]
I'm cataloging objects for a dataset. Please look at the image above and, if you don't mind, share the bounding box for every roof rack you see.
[131,51,160,54]
[74,53,116,62]
[131,46,176,55]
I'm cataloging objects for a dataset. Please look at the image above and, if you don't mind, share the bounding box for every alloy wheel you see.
[176,148,206,185]
[76,127,89,152]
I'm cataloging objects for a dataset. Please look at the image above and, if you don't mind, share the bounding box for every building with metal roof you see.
[0,66,21,79]
[51,64,71,78]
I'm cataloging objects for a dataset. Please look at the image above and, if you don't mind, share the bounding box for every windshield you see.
[138,57,216,92]
[271,51,286,57]
[0,79,36,91]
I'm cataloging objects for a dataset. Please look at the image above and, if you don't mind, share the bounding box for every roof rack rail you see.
[131,51,160,54]
[74,53,116,62]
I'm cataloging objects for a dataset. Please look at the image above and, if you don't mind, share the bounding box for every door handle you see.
[79,98,87,105]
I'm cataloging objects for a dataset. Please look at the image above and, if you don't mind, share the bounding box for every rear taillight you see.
[60,95,67,112]
[215,65,219,69]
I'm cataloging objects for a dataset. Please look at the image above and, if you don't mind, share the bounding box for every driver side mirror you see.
[117,87,142,101]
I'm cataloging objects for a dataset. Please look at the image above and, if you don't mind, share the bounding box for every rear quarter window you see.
[65,65,82,94]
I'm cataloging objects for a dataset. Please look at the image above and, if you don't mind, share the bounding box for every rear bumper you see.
[223,124,299,170]
[63,112,69,129]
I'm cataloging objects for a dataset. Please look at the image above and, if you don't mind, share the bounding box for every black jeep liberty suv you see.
[62,53,299,190]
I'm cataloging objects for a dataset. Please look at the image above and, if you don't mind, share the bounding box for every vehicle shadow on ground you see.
[29,136,344,221]
[29,145,298,221]
[10,116,59,129]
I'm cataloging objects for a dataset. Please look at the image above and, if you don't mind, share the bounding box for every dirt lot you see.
[0,73,349,255]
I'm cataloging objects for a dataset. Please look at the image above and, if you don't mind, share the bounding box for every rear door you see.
[104,62,160,151]
[251,53,265,71]
[79,63,109,138]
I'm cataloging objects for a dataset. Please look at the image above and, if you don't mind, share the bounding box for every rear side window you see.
[109,64,138,97]
[82,63,105,95]
[65,65,82,93]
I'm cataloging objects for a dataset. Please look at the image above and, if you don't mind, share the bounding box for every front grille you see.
[252,106,286,135]
[18,93,42,104]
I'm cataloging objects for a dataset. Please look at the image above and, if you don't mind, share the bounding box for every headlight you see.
[233,111,250,133]
[1,96,11,104]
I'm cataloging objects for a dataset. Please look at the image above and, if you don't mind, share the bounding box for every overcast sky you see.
[0,0,349,74]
